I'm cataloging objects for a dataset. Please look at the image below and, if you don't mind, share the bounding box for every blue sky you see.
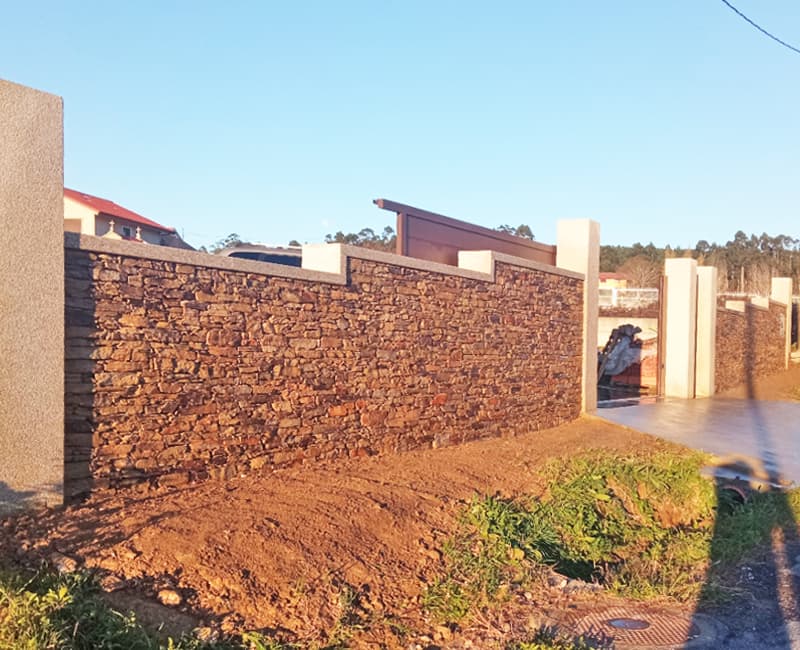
[3,1,798,249]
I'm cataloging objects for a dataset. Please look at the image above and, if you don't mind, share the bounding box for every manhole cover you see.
[574,607,712,648]
[607,617,651,631]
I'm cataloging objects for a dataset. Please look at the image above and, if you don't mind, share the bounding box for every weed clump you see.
[424,450,800,623]
[506,627,594,649]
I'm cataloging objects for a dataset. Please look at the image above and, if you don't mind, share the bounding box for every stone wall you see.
[715,301,787,393]
[64,235,583,497]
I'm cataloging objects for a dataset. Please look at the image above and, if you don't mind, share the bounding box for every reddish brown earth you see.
[3,417,680,647]
[4,364,800,648]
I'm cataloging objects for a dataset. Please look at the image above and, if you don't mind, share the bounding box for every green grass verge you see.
[0,564,295,650]
[0,562,413,649]
[505,628,594,650]
[424,450,800,623]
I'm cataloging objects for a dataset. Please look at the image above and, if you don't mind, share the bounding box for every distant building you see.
[599,272,629,290]
[64,188,192,249]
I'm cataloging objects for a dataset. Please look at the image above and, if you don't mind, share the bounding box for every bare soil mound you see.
[4,418,679,646]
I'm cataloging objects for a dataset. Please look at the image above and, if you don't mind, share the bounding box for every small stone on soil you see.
[99,575,125,592]
[157,588,183,606]
[193,627,218,642]
[50,552,78,574]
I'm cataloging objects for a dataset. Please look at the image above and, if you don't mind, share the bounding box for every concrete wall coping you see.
[718,300,778,315]
[749,296,787,311]
[747,298,770,312]
[720,300,746,314]
[768,297,789,308]
[305,243,583,282]
[66,232,348,285]
[67,233,584,287]
[455,249,584,281]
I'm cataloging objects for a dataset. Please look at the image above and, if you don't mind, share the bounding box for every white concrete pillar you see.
[301,243,346,275]
[0,80,64,510]
[695,266,718,397]
[664,258,698,398]
[771,277,793,369]
[458,250,494,275]
[557,219,600,413]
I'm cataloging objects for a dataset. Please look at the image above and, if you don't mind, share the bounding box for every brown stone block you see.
[328,404,352,417]
[289,338,318,350]
[360,411,386,426]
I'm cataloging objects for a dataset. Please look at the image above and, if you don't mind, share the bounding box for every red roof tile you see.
[64,188,176,233]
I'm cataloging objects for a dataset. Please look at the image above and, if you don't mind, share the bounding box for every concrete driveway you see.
[598,398,800,486]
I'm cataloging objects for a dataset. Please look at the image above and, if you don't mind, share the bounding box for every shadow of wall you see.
[693,307,800,645]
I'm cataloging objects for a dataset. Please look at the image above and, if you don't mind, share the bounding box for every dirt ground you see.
[3,364,800,648]
[4,418,679,647]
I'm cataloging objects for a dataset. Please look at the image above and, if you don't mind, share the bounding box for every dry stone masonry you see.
[715,301,787,393]
[64,237,583,497]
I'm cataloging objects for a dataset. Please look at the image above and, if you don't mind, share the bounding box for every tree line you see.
[204,226,798,296]
[601,231,800,293]
[321,223,534,252]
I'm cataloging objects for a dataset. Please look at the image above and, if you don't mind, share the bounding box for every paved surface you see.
[598,398,800,486]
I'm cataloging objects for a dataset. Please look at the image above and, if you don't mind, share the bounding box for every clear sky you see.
[2,1,798,249]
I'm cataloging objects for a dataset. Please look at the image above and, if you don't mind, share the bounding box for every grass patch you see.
[0,563,298,650]
[424,450,800,622]
[0,563,412,649]
[506,627,595,649]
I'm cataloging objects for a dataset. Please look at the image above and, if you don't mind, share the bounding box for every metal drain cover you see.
[574,607,717,648]
[607,617,651,631]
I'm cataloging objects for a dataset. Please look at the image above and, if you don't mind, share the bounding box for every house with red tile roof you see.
[63,188,192,249]
[599,271,630,289]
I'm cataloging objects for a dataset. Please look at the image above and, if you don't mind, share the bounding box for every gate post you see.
[695,266,718,397]
[557,219,600,413]
[0,80,64,510]
[771,277,793,370]
[663,258,697,398]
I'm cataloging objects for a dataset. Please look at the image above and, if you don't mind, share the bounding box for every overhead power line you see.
[719,0,800,55]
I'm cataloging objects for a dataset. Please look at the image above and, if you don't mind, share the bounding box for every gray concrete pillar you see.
[664,258,698,398]
[557,219,600,413]
[0,79,64,510]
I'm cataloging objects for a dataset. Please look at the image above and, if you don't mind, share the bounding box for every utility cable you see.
[719,0,800,55]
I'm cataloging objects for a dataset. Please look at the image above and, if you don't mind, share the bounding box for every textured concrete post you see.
[695,266,718,397]
[557,219,600,412]
[664,258,698,398]
[0,80,64,510]
[771,277,793,370]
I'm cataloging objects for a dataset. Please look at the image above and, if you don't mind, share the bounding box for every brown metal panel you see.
[375,198,557,267]
[395,212,408,257]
